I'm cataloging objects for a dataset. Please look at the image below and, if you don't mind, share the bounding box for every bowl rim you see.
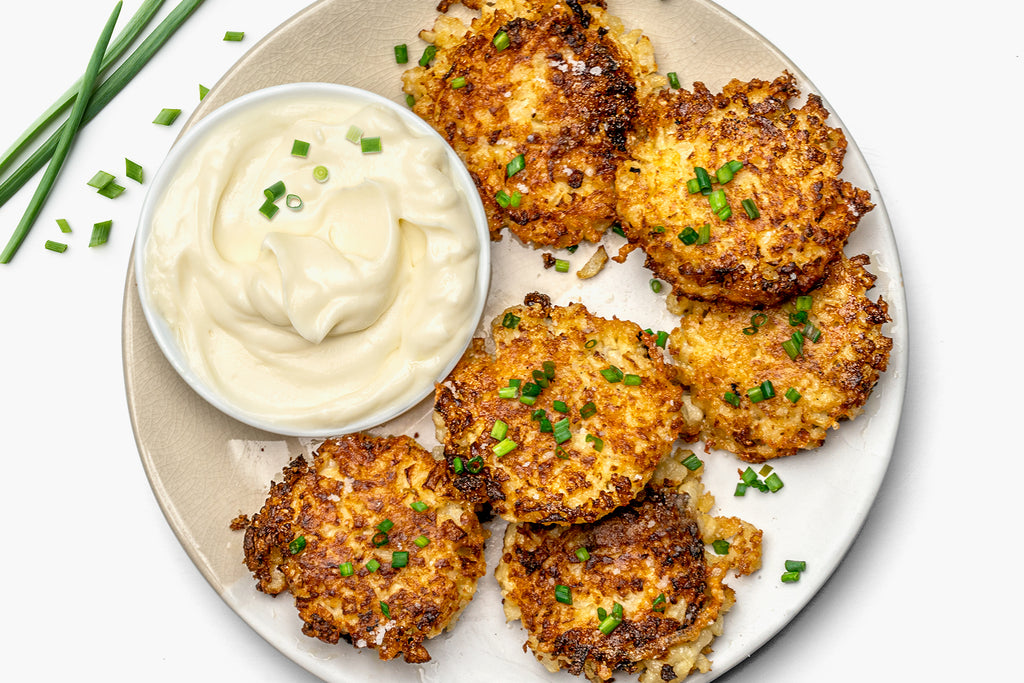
[133,81,492,437]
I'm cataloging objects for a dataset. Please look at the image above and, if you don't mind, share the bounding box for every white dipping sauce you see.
[143,91,483,433]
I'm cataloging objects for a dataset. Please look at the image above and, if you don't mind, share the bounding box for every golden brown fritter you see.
[434,292,693,525]
[402,0,664,248]
[616,72,873,306]
[668,253,892,462]
[242,434,487,663]
[496,453,762,683]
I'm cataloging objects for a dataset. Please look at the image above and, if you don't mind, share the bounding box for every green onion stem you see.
[0,0,208,239]
[0,0,165,178]
[0,1,123,264]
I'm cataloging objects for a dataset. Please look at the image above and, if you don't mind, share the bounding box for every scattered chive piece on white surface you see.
[89,220,112,247]
[199,83,209,100]
[153,108,181,126]
[291,139,310,157]
[97,182,125,199]
[125,158,144,183]
[87,170,115,190]
[56,218,72,234]
[45,240,68,253]
[223,30,244,41]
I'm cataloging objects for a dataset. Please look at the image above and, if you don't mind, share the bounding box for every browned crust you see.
[616,72,872,305]
[242,434,487,663]
[434,292,693,524]
[668,253,893,462]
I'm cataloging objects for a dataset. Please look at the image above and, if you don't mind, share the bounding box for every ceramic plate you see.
[122,1,907,681]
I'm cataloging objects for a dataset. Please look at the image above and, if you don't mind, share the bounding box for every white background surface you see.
[1,1,1020,681]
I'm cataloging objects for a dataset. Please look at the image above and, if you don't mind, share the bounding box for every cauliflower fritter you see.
[496,454,762,683]
[434,292,693,525]
[616,72,873,306]
[242,434,487,663]
[668,254,892,462]
[403,0,664,248]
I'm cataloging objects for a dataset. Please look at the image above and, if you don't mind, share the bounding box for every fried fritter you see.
[668,253,892,462]
[434,292,693,525]
[496,453,762,683]
[403,0,664,248]
[616,72,873,306]
[242,434,487,663]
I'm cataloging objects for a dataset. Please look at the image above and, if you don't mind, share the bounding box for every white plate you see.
[122,1,907,681]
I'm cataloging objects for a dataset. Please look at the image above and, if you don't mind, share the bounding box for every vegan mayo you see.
[142,90,484,433]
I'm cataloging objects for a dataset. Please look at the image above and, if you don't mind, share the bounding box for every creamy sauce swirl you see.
[143,92,483,433]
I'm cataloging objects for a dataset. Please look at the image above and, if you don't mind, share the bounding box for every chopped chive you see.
[687,178,701,194]
[413,535,430,548]
[712,539,731,555]
[87,170,115,190]
[125,158,144,183]
[509,379,522,388]
[371,531,389,547]
[782,339,801,361]
[554,584,573,605]
[380,601,391,618]
[313,165,330,183]
[694,166,711,193]
[723,392,740,407]
[493,30,510,51]
[785,387,801,403]
[760,380,776,399]
[795,295,813,311]
[452,456,464,474]
[223,31,244,42]
[152,107,181,126]
[502,312,521,329]
[727,160,744,173]
[289,536,306,555]
[553,400,568,413]
[89,220,112,247]
[741,467,759,485]
[97,182,126,199]
[506,153,525,178]
[264,180,286,201]
[394,43,409,64]
[345,125,363,144]
[567,244,579,254]
[466,455,484,473]
[498,386,517,399]
[759,464,774,476]
[717,205,732,221]
[747,386,764,403]
[716,163,734,184]
[418,44,437,67]
[509,190,522,207]
[518,395,536,406]
[531,409,546,420]
[765,472,784,492]
[391,551,410,568]
[708,188,727,213]
[291,139,310,157]
[285,194,303,210]
[259,198,279,220]
[598,614,622,635]
[555,447,569,459]
[597,607,608,621]
[681,453,703,471]
[405,93,415,107]
[366,558,381,573]
[495,189,511,207]
[696,223,711,245]
[450,76,468,89]
[199,83,209,100]
[667,71,681,89]
[491,419,508,440]
[611,223,626,238]
[493,438,517,457]
[360,136,382,154]
[554,258,570,273]
[600,366,623,383]
[584,339,597,349]
[803,323,823,343]
[789,311,808,326]
[785,560,807,573]
[532,369,550,387]
[44,240,68,253]
[521,382,542,397]
[623,374,642,386]
[410,501,429,513]
[650,278,662,293]
[652,225,666,233]
[377,519,394,533]
[678,226,698,245]
[539,418,553,432]
[742,198,760,219]
[56,218,72,234]
[781,571,801,583]
[338,562,354,577]
[655,330,669,348]
[652,593,667,612]
[585,434,604,452]
[734,482,748,496]
[579,401,597,418]
[575,547,590,562]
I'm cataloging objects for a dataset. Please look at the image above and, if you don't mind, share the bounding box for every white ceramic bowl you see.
[134,82,491,437]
